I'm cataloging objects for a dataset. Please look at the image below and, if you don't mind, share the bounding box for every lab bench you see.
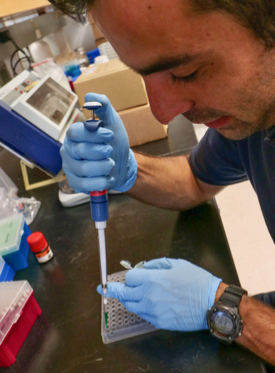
[0,116,265,373]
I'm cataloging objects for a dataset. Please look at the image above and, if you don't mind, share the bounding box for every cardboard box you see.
[92,23,105,41]
[118,104,168,147]
[74,59,148,117]
[88,13,96,25]
[89,14,106,43]
[96,37,108,47]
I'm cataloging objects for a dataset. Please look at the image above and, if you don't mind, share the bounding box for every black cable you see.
[13,56,29,70]
[3,32,32,76]
[11,50,32,76]
[26,46,33,62]
[9,38,32,76]
[10,49,19,70]
[10,38,26,55]
[12,56,32,76]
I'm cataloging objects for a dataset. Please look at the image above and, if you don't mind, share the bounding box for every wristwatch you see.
[206,284,247,343]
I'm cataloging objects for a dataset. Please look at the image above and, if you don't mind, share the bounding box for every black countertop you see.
[0,116,264,373]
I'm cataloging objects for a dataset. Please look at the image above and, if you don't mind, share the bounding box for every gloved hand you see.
[60,93,137,193]
[97,257,222,331]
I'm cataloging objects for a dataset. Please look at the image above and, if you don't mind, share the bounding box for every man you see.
[50,0,275,366]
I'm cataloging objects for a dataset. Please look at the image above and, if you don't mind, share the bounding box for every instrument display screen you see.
[26,77,75,126]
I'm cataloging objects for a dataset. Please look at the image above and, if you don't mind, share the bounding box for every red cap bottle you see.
[27,232,53,264]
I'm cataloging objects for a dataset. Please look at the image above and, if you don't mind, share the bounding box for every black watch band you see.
[219,284,247,307]
[207,284,247,343]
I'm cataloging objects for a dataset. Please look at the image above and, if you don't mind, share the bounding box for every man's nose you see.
[143,74,195,124]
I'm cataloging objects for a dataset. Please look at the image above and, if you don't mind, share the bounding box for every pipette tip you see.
[102,284,108,327]
[102,283,108,305]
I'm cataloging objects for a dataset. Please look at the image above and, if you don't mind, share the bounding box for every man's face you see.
[92,0,275,140]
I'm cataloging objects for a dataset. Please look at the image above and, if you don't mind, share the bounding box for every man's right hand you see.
[60,93,137,194]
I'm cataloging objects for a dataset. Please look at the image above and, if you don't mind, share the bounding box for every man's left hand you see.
[97,257,222,331]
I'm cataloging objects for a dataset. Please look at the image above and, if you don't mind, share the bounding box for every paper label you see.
[83,66,98,75]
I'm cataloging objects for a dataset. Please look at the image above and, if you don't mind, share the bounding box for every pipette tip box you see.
[0,257,15,282]
[0,214,30,271]
[0,281,42,367]
[101,270,157,344]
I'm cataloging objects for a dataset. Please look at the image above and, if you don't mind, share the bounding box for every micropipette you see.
[83,101,108,320]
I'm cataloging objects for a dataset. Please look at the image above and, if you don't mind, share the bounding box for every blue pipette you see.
[83,101,108,306]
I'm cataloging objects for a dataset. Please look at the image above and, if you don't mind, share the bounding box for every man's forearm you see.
[127,152,224,210]
[216,283,275,365]
[238,293,275,365]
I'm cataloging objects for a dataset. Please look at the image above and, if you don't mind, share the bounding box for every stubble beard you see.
[184,90,275,141]
[218,98,275,140]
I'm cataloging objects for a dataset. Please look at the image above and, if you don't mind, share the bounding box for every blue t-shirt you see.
[189,126,275,242]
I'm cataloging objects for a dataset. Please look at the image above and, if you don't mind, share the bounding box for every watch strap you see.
[219,284,247,308]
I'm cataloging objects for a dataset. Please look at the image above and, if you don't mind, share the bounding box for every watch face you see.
[210,311,235,335]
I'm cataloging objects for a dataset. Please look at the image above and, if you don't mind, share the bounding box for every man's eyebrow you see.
[132,53,203,76]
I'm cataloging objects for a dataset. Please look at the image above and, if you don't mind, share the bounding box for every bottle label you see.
[35,245,53,263]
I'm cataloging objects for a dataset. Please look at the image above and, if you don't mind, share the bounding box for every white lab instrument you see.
[0,70,78,141]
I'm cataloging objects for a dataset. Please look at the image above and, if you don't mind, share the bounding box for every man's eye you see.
[170,71,198,85]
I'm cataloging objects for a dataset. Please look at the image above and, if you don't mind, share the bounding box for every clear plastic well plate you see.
[101,270,157,344]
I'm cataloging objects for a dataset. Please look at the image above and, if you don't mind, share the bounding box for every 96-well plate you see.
[101,270,157,344]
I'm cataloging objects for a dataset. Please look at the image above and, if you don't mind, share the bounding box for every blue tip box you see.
[0,257,15,282]
[87,48,100,64]
[0,214,30,271]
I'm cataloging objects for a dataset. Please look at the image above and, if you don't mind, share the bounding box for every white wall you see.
[44,16,96,58]
[5,16,96,78]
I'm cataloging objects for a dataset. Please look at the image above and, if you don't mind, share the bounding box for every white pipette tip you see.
[103,284,108,305]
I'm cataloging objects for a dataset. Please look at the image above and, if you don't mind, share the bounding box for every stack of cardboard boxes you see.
[74,59,168,147]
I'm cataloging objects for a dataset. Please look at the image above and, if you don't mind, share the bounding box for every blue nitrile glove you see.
[60,93,137,193]
[97,257,222,331]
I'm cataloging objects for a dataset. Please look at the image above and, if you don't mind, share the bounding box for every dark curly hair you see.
[48,0,275,48]
[48,0,98,23]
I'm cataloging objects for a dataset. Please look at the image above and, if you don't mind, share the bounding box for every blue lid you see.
[0,258,15,282]
[87,48,100,63]
[0,257,4,274]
